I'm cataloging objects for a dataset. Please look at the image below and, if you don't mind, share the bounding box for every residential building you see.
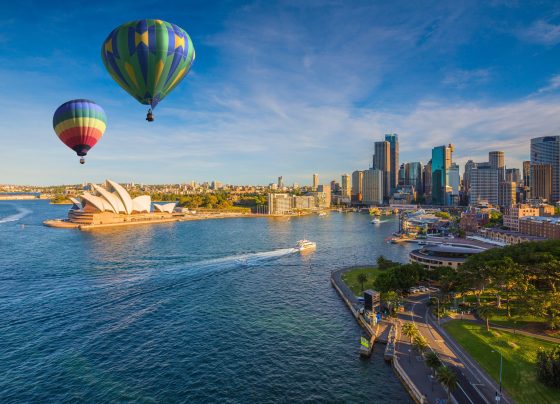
[373,141,391,200]
[317,184,331,207]
[469,164,498,206]
[312,173,319,191]
[341,174,351,198]
[503,204,539,231]
[531,136,560,202]
[519,216,560,239]
[268,193,292,214]
[362,168,383,205]
[531,164,553,202]
[431,144,453,205]
[385,133,399,195]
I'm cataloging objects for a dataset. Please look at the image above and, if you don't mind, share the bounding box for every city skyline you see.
[2,1,560,185]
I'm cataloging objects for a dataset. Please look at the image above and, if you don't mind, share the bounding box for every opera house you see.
[62,179,178,228]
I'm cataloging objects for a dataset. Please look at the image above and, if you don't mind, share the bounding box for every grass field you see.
[443,321,560,404]
[341,266,382,295]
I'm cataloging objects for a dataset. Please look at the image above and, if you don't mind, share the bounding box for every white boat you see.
[318,211,328,217]
[296,239,316,252]
[371,218,381,224]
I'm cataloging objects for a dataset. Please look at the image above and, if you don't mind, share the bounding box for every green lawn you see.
[443,321,560,404]
[341,266,381,296]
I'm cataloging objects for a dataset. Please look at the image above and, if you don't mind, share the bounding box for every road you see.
[400,293,512,404]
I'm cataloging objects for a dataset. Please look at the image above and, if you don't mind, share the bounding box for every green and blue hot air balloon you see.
[101,19,195,122]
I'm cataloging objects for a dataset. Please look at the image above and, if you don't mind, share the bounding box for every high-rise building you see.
[469,165,498,205]
[409,162,423,194]
[531,136,560,202]
[523,160,531,187]
[431,144,453,205]
[498,181,516,207]
[463,160,476,193]
[277,176,284,188]
[505,168,521,184]
[312,173,319,191]
[362,169,383,205]
[531,164,553,201]
[448,163,460,196]
[423,160,432,199]
[398,164,406,187]
[384,133,399,194]
[317,184,331,207]
[341,174,351,198]
[351,170,364,203]
[489,151,505,181]
[373,141,391,200]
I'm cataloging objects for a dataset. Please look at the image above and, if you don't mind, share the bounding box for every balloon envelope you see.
[101,19,195,110]
[52,99,107,157]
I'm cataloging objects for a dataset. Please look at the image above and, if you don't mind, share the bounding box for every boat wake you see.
[0,207,32,224]
[2,247,299,329]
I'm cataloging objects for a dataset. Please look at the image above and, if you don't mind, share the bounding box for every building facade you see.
[341,174,351,198]
[531,164,553,202]
[498,181,516,208]
[469,165,498,206]
[373,141,391,200]
[503,204,540,231]
[489,151,505,182]
[431,144,453,205]
[531,136,560,202]
[385,133,399,195]
[351,170,364,203]
[362,168,383,205]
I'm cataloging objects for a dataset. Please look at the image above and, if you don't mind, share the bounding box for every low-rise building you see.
[519,216,560,239]
[481,228,546,244]
[503,204,539,231]
[409,244,485,270]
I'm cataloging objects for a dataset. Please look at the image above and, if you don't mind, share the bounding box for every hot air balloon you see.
[52,100,107,164]
[101,19,195,122]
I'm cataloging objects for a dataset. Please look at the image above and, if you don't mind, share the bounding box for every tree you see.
[536,346,560,388]
[477,305,493,332]
[436,366,457,402]
[425,351,442,373]
[357,273,368,293]
[401,322,418,343]
[377,255,398,270]
[413,334,429,355]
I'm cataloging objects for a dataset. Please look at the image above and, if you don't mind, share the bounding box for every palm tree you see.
[402,322,418,343]
[425,351,441,373]
[478,305,493,332]
[413,334,429,355]
[436,366,457,402]
[357,273,368,293]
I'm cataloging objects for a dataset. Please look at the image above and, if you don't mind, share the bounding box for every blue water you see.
[0,201,414,402]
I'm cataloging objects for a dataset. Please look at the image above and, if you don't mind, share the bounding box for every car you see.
[409,287,419,293]
[418,286,428,292]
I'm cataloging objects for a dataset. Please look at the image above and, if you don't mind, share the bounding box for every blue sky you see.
[1,0,560,185]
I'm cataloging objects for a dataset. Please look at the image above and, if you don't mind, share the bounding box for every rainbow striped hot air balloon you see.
[52,100,107,164]
[101,19,195,122]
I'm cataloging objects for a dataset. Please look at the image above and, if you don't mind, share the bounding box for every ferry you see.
[297,240,317,252]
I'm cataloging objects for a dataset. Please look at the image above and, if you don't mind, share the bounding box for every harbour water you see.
[0,201,414,402]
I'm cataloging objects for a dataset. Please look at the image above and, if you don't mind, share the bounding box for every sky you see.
[1,0,560,186]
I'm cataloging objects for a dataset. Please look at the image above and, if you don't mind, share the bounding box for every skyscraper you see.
[408,162,423,194]
[341,174,351,198]
[448,163,460,196]
[351,170,364,203]
[522,160,531,187]
[505,168,521,184]
[362,169,383,205]
[312,173,319,191]
[431,145,453,205]
[498,181,516,207]
[489,151,505,181]
[531,136,560,202]
[423,160,432,199]
[373,141,391,200]
[469,165,498,206]
[463,160,476,193]
[384,133,399,194]
[531,164,553,201]
[277,176,284,188]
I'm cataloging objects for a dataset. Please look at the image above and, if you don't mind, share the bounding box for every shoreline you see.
[43,211,312,230]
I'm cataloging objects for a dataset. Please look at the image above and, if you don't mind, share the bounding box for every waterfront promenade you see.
[331,267,513,404]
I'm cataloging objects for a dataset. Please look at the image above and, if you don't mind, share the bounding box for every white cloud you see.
[517,20,560,45]
[538,74,560,93]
